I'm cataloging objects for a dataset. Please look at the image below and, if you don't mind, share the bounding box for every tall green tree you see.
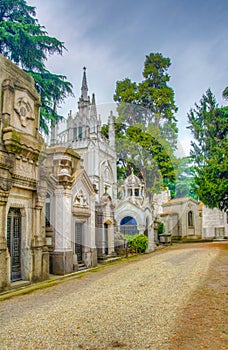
[174,157,196,199]
[0,0,73,133]
[114,52,178,149]
[111,52,178,195]
[187,89,228,211]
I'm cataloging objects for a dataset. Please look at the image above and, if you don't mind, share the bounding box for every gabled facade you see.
[161,197,228,240]
[45,146,97,274]
[115,171,154,251]
[50,68,117,260]
[51,67,117,202]
[0,54,49,290]
[161,197,202,240]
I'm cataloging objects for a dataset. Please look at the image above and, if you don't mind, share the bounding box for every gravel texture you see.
[0,245,219,349]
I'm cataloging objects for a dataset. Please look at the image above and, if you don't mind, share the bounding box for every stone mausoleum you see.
[0,54,49,290]
[1,54,227,291]
[49,68,118,263]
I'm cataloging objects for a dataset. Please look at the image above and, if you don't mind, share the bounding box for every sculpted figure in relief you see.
[74,189,88,207]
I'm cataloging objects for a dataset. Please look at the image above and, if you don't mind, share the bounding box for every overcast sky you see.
[27,0,228,156]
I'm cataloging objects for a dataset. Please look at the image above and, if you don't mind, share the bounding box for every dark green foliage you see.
[174,157,197,199]
[127,234,149,253]
[28,70,73,133]
[157,222,165,235]
[223,86,228,100]
[114,52,178,149]
[125,125,176,194]
[187,89,228,211]
[0,0,73,133]
[112,53,178,195]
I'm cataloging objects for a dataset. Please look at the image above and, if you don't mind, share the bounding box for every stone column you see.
[32,186,49,282]
[0,191,10,290]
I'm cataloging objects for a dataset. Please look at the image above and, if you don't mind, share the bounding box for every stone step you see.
[98,256,121,264]
[0,280,31,295]
[78,263,87,271]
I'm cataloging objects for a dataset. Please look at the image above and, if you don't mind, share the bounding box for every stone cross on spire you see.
[81,67,88,99]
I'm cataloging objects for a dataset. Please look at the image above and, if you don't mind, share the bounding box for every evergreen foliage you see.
[187,89,228,211]
[0,0,73,133]
[174,157,197,199]
[114,52,178,149]
[157,222,165,235]
[223,86,228,100]
[109,53,178,196]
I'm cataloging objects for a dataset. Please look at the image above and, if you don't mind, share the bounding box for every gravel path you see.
[0,244,220,349]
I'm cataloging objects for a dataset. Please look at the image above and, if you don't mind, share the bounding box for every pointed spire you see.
[50,103,58,146]
[108,110,115,148]
[50,120,58,146]
[90,93,97,118]
[81,66,88,99]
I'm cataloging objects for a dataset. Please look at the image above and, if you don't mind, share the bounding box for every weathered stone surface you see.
[0,54,48,291]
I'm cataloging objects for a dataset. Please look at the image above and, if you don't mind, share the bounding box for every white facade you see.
[115,171,154,251]
[161,198,228,240]
[202,206,228,239]
[45,146,97,273]
[52,68,117,202]
[49,69,117,262]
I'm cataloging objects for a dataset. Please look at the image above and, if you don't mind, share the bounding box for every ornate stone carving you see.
[0,176,12,191]
[74,189,88,208]
[14,96,34,127]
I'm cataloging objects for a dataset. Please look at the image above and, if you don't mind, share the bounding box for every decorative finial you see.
[81,67,88,99]
[92,93,96,105]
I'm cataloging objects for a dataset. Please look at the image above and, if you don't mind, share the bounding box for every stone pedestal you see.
[52,251,73,275]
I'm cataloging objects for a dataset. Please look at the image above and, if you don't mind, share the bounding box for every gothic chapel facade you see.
[46,68,117,273]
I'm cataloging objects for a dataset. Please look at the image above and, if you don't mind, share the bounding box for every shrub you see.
[129,234,149,253]
[158,222,165,236]
[123,233,139,243]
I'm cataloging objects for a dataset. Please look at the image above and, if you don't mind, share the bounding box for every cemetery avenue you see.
[1,242,227,349]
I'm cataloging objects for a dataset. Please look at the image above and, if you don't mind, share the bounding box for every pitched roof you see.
[163,197,199,206]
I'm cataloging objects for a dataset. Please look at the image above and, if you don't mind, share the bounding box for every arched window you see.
[120,216,137,235]
[78,126,83,139]
[188,211,194,227]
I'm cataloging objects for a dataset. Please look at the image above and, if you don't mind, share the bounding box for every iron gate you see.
[7,208,22,281]
[104,223,108,255]
[75,223,83,262]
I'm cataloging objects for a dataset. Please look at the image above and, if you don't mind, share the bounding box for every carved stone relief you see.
[14,96,34,127]
[74,189,88,208]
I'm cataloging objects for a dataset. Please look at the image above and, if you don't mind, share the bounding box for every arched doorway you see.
[7,208,22,281]
[120,216,137,235]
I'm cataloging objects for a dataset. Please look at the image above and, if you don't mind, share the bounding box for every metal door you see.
[7,208,22,281]
[75,223,83,262]
[104,223,108,255]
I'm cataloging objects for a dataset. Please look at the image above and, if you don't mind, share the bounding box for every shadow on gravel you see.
[167,242,228,350]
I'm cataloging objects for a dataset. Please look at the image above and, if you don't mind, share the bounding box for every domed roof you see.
[124,169,142,187]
